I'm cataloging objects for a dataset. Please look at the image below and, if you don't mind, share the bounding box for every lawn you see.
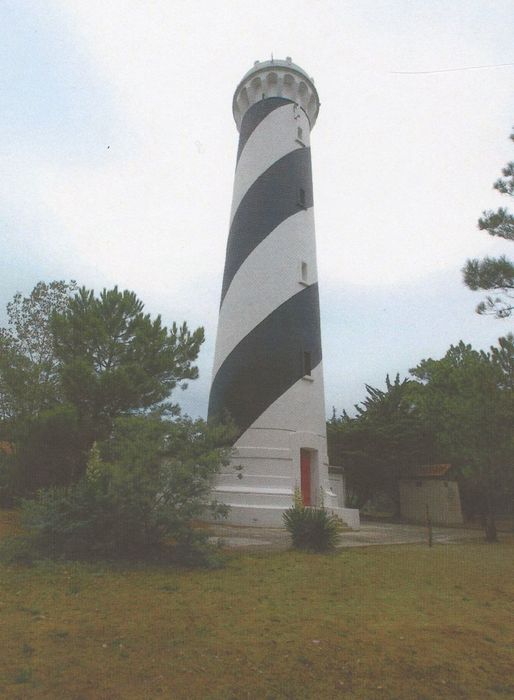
[0,512,513,699]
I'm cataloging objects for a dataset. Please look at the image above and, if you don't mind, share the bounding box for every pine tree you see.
[463,128,514,318]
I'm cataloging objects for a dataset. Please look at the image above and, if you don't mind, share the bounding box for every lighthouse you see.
[209,58,356,528]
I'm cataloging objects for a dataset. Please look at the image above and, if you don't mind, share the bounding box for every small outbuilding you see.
[399,464,463,526]
[0,441,14,455]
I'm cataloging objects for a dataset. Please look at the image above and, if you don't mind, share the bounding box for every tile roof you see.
[412,464,452,478]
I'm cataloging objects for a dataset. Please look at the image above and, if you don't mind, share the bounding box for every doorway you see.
[300,449,312,506]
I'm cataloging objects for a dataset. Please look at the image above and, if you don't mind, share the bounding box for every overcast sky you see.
[1,0,513,417]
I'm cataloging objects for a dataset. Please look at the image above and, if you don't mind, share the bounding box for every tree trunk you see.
[485,515,498,542]
[484,479,498,543]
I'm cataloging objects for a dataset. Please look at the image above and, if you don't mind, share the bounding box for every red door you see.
[300,449,311,506]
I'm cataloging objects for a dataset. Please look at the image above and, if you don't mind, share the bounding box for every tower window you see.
[297,126,303,140]
[298,187,306,208]
[303,351,312,377]
[301,261,308,284]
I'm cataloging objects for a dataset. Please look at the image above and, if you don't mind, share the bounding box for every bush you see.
[0,535,37,565]
[283,498,343,551]
[16,415,234,565]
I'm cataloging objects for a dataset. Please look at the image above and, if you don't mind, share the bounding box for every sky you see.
[0,0,513,418]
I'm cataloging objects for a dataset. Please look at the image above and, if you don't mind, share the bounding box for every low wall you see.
[329,506,360,530]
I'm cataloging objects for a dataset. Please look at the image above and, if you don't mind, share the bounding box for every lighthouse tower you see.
[209,58,353,527]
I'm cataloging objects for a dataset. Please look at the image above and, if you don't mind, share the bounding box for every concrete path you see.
[208,521,483,551]
[334,521,482,548]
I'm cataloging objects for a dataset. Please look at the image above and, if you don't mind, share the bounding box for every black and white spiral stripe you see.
[208,97,322,437]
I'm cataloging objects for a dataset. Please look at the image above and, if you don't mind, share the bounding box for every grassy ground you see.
[0,509,22,538]
[0,513,513,699]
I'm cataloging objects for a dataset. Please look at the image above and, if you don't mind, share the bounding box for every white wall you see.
[399,479,463,525]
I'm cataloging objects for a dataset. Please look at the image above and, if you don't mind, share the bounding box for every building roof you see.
[411,464,452,478]
[0,441,14,455]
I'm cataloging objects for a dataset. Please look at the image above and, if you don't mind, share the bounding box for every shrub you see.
[283,496,343,551]
[16,415,234,565]
[0,535,37,565]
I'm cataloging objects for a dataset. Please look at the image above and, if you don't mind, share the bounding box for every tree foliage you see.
[328,374,434,512]
[0,281,77,421]
[0,280,235,565]
[11,405,84,494]
[0,282,81,499]
[463,128,514,318]
[329,341,514,540]
[490,333,514,390]
[410,340,514,540]
[0,282,206,496]
[52,286,205,425]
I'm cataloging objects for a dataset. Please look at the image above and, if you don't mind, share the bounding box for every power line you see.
[391,62,514,75]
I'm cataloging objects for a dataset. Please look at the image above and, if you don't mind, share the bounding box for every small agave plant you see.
[283,488,343,551]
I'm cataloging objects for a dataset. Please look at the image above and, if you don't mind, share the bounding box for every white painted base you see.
[211,431,360,530]
[216,503,291,528]
[211,501,360,530]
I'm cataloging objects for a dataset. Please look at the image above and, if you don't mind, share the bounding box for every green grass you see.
[0,514,513,699]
